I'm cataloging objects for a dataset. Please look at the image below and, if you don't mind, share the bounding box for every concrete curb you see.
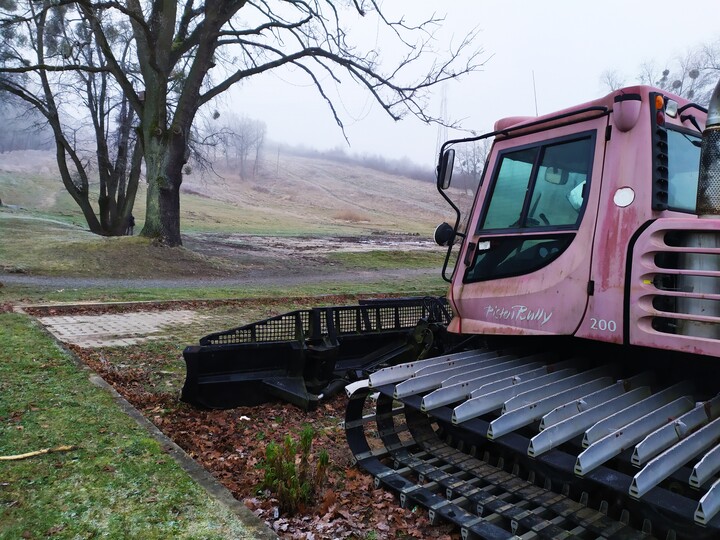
[13,291,416,314]
[33,318,279,540]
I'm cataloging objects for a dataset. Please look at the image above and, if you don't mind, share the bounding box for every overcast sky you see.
[227,1,720,166]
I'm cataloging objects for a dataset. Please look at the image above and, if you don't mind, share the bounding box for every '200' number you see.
[590,318,616,332]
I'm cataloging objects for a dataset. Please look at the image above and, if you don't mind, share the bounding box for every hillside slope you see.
[0,150,464,236]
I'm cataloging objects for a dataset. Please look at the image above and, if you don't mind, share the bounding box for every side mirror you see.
[437,148,455,190]
[434,222,455,247]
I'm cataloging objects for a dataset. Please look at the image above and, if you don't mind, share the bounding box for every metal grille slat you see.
[690,442,720,488]
[472,367,576,400]
[539,372,654,430]
[394,354,519,398]
[630,416,720,499]
[632,394,720,466]
[632,406,709,467]
[369,350,486,388]
[441,353,554,387]
[582,382,693,447]
[539,383,625,431]
[502,366,612,413]
[574,396,694,477]
[529,386,652,457]
[453,369,577,424]
[696,477,720,525]
[434,359,541,390]
[488,377,614,440]
[421,362,546,412]
[411,351,501,378]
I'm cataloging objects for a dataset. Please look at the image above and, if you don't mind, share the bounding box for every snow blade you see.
[181,296,452,410]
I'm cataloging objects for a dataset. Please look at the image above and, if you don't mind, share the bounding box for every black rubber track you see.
[345,383,656,540]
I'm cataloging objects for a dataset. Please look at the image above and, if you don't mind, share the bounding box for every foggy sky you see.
[227,0,720,167]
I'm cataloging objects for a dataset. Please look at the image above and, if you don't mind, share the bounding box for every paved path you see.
[39,310,205,347]
[1,267,436,289]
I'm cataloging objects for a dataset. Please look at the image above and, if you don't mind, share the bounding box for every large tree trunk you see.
[141,131,185,246]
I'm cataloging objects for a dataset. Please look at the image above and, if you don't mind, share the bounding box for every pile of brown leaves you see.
[74,345,460,540]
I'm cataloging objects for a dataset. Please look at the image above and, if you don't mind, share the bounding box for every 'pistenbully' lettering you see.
[485,305,552,326]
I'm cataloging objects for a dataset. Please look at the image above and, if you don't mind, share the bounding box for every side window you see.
[482,148,538,229]
[667,129,701,213]
[465,133,595,283]
[465,236,574,282]
[480,136,594,231]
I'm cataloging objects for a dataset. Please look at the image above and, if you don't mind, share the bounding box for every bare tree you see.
[599,69,625,92]
[601,38,720,105]
[252,119,266,178]
[219,114,266,178]
[2,1,485,246]
[0,93,52,152]
[637,58,709,102]
[454,138,488,232]
[0,3,142,235]
[456,139,490,195]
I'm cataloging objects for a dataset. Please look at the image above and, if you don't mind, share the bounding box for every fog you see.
[226,0,720,167]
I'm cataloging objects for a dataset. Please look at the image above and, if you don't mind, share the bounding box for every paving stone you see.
[38,310,209,348]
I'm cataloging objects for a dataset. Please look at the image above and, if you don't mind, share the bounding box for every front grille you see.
[631,220,720,355]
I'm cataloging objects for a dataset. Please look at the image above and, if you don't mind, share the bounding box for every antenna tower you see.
[436,84,449,158]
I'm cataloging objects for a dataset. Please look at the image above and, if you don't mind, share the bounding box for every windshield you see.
[667,128,702,213]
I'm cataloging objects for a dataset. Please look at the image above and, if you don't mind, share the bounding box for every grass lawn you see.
[0,313,267,539]
[0,275,447,306]
[0,212,240,278]
[329,249,445,270]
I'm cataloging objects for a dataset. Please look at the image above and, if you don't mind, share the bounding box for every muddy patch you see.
[184,232,437,263]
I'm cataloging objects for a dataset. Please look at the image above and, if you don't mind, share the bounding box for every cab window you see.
[480,135,594,231]
[465,133,595,283]
[667,128,701,213]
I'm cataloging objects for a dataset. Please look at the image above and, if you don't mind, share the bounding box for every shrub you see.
[261,424,329,515]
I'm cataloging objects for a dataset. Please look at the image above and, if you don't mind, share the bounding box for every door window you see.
[465,236,574,282]
[482,148,537,229]
[465,133,596,283]
[480,135,594,231]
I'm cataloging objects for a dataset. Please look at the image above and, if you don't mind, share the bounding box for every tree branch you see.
[0,63,108,73]
[76,3,142,114]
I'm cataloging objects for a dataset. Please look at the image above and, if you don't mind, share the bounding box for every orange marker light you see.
[655,95,665,110]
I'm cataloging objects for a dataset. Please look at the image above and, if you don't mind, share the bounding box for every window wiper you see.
[680,113,703,135]
[681,131,702,148]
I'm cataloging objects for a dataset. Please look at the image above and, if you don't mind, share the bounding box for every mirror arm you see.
[438,187,463,283]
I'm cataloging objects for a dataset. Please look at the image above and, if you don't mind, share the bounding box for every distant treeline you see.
[0,99,53,153]
[275,142,436,183]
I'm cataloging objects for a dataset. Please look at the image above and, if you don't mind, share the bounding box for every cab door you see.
[449,117,608,336]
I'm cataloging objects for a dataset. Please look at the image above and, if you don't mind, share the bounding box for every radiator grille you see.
[635,226,720,342]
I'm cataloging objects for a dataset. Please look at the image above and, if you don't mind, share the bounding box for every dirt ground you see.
[181,232,438,276]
